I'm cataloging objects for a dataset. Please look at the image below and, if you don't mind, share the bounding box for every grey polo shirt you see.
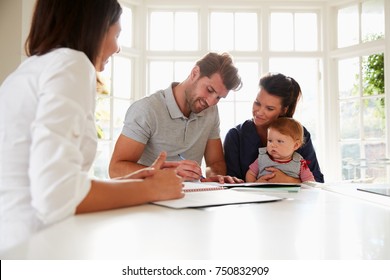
[122,83,221,166]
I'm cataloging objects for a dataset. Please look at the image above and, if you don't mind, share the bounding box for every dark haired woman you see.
[0,0,183,253]
[223,72,324,183]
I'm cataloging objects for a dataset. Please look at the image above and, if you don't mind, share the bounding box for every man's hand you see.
[201,175,244,184]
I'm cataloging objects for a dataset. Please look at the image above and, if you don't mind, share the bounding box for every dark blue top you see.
[223,119,324,183]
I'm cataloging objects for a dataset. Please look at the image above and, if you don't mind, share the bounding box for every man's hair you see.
[25,0,122,66]
[196,52,242,91]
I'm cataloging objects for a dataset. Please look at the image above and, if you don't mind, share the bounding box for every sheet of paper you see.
[152,189,283,209]
[196,182,301,192]
[219,182,301,188]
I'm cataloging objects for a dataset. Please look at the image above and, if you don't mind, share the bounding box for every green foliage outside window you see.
[363,52,384,96]
[363,51,385,121]
[361,34,385,121]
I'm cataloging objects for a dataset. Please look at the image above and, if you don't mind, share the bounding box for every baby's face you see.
[266,128,299,161]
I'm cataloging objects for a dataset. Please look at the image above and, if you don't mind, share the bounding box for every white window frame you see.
[100,0,390,182]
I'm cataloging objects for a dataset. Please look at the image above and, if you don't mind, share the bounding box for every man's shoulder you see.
[132,90,165,106]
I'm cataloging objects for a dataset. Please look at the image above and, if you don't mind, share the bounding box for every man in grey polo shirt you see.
[109,52,243,183]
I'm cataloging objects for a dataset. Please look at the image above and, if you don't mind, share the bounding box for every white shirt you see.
[0,48,97,253]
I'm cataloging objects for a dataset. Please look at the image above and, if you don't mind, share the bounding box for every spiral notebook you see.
[183,181,301,192]
[153,182,284,209]
[183,182,225,192]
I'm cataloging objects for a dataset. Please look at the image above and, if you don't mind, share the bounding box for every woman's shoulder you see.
[232,119,254,131]
[225,119,253,137]
[36,48,94,77]
[40,48,86,60]
[302,125,312,139]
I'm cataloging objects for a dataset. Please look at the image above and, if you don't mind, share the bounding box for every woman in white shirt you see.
[0,0,184,254]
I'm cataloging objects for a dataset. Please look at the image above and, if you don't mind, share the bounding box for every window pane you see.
[339,100,360,140]
[338,58,360,98]
[218,102,235,140]
[337,5,359,48]
[270,13,293,51]
[362,53,384,96]
[295,13,318,51]
[93,142,111,179]
[150,12,173,50]
[363,97,385,139]
[113,99,131,140]
[95,97,111,140]
[364,142,387,182]
[362,0,384,42]
[341,143,361,180]
[233,62,259,102]
[175,12,198,50]
[234,101,254,128]
[149,61,173,94]
[219,61,260,140]
[174,61,193,82]
[218,101,254,140]
[96,64,111,141]
[235,13,258,51]
[119,6,132,48]
[97,63,112,96]
[210,12,234,51]
[113,56,132,99]
[269,58,320,140]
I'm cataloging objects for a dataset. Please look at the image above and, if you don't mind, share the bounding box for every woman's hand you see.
[145,168,184,201]
[117,151,170,180]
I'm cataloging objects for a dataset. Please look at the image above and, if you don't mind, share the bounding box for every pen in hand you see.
[177,154,206,179]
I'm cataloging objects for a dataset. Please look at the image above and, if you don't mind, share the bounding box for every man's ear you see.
[190,66,200,81]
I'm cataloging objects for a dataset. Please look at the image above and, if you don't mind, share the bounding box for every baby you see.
[246,117,315,183]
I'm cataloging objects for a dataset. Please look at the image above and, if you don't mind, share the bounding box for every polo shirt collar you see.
[164,82,205,119]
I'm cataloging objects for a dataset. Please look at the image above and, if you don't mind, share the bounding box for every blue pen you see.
[177,154,206,179]
[177,154,186,161]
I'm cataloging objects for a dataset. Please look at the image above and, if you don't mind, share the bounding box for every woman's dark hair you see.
[25,0,122,66]
[259,72,302,117]
[196,52,243,91]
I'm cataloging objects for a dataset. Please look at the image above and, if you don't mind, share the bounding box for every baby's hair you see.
[268,117,304,147]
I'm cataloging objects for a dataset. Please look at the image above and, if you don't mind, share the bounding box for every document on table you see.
[152,182,284,209]
[182,181,301,193]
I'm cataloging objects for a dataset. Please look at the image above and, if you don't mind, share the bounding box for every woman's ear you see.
[281,107,288,117]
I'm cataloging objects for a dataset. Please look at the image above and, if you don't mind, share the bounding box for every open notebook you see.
[183,181,301,192]
[152,182,284,209]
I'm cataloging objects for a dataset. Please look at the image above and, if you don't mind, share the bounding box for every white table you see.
[2,185,390,259]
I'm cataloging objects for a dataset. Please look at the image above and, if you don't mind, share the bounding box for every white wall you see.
[0,0,34,84]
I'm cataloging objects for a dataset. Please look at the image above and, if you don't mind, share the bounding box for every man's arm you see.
[109,134,147,178]
[203,138,244,183]
[204,138,227,177]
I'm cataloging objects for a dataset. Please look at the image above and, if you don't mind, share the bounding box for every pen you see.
[177,154,186,161]
[177,154,206,179]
